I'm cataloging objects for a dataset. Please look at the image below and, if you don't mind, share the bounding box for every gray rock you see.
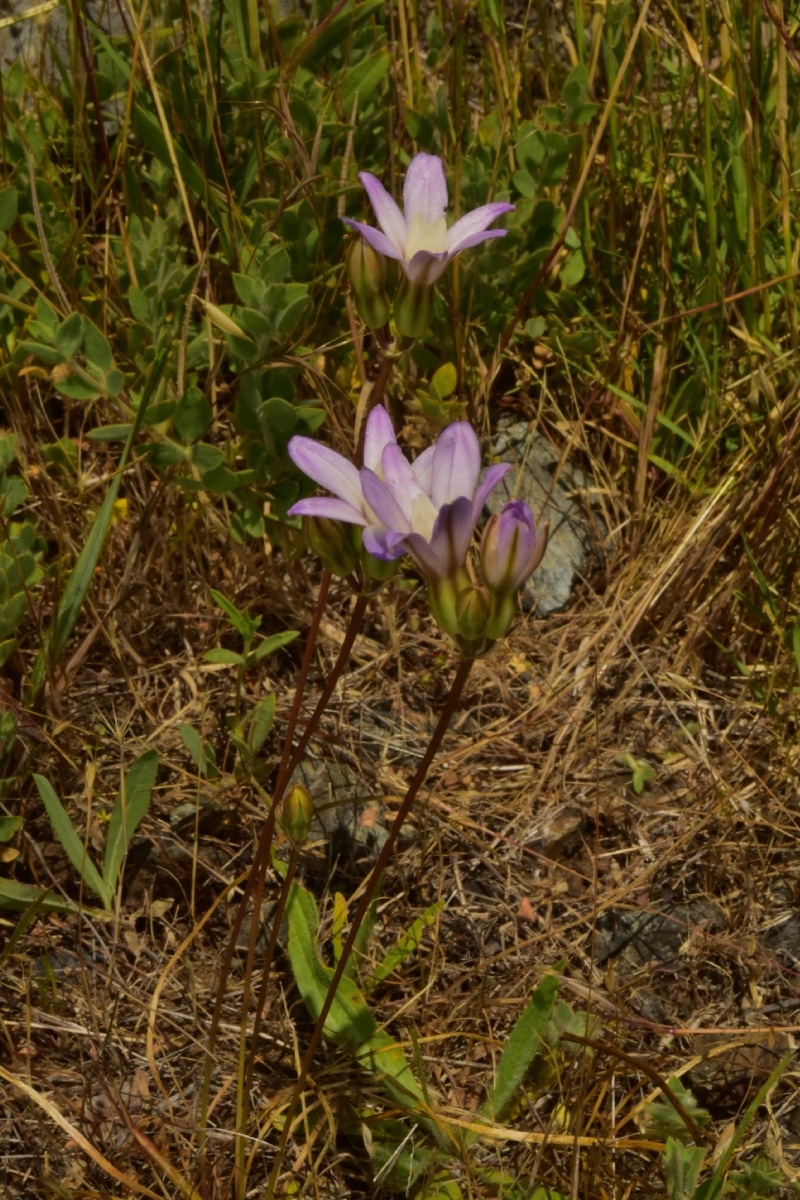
[489,421,599,614]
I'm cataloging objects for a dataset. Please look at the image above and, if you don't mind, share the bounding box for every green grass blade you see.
[33,773,112,908]
[26,350,168,703]
[103,749,159,895]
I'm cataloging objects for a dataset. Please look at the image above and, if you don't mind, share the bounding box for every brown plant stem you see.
[199,567,330,1167]
[265,655,476,1199]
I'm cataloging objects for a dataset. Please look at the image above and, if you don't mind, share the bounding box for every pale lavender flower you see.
[288,405,510,580]
[480,500,548,593]
[342,153,514,285]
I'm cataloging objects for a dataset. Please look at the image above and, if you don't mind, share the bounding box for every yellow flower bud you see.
[282,783,314,845]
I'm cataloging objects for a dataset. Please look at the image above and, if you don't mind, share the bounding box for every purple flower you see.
[480,501,548,593]
[342,153,514,286]
[288,405,510,580]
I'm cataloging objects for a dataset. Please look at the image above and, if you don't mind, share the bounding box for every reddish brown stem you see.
[265,656,475,1198]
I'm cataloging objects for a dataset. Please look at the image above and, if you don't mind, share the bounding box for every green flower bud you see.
[282,783,314,845]
[346,239,390,330]
[393,276,434,339]
[304,516,357,577]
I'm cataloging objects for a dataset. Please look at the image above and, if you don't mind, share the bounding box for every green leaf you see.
[55,313,83,360]
[480,969,560,1124]
[0,186,17,232]
[82,321,114,373]
[33,774,112,908]
[248,630,299,662]
[180,723,219,778]
[18,340,65,362]
[54,373,102,401]
[203,647,245,665]
[262,397,298,437]
[209,589,258,640]
[286,881,377,1047]
[102,750,159,894]
[247,694,276,754]
[367,902,443,992]
[663,1138,706,1200]
[430,363,457,400]
[0,879,75,914]
[174,387,211,442]
[512,170,537,199]
[340,49,391,108]
[86,424,133,442]
[0,816,22,842]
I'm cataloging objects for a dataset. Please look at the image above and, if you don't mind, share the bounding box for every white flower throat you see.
[405,213,448,260]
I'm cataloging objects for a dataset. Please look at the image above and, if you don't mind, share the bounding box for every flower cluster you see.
[343,153,514,338]
[288,406,547,652]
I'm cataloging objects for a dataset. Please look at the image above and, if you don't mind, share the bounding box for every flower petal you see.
[341,219,404,262]
[403,153,448,225]
[358,172,407,256]
[288,496,367,525]
[410,442,436,493]
[380,442,424,509]
[363,404,397,472]
[430,422,481,507]
[408,495,475,579]
[445,203,515,253]
[472,461,512,515]
[360,467,412,533]
[288,436,365,511]
[362,525,408,561]
[447,228,510,257]
[405,249,449,284]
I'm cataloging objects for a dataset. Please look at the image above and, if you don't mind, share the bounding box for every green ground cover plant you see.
[1,0,800,1196]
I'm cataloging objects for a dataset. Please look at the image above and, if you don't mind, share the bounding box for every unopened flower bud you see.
[456,584,490,642]
[282,783,314,845]
[393,275,434,339]
[346,239,390,330]
[481,502,548,594]
[304,516,357,577]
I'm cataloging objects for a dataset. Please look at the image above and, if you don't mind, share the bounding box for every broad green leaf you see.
[203,647,245,665]
[174,387,211,442]
[663,1138,705,1200]
[55,313,83,360]
[249,630,299,662]
[103,750,159,894]
[0,879,75,914]
[480,969,560,1124]
[430,363,457,400]
[0,816,22,842]
[33,774,112,908]
[340,49,391,108]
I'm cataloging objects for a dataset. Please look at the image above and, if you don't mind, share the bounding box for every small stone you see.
[489,422,600,614]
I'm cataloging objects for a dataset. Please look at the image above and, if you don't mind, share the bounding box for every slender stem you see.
[229,591,370,1196]
[265,656,476,1199]
[199,569,330,1164]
